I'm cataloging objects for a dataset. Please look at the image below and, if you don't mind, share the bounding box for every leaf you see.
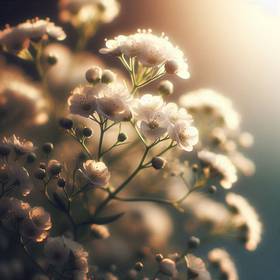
[80,212,125,226]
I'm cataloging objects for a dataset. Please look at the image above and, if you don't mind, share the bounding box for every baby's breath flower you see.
[3,135,35,156]
[185,254,211,280]
[68,85,100,117]
[133,94,167,141]
[179,89,240,130]
[229,151,256,177]
[83,160,110,187]
[0,18,66,52]
[208,248,239,280]
[97,82,132,121]
[59,0,120,25]
[159,258,177,277]
[20,207,52,242]
[100,30,190,79]
[198,150,237,189]
[226,192,262,251]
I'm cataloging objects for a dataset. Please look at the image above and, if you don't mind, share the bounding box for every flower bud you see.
[134,262,144,272]
[42,143,54,154]
[26,152,37,163]
[90,224,110,239]
[59,118,73,130]
[85,66,102,84]
[117,133,127,142]
[34,168,46,180]
[165,60,179,74]
[159,258,177,277]
[46,54,57,65]
[155,254,164,262]
[82,127,93,138]
[188,236,200,249]
[152,157,166,170]
[39,162,46,169]
[158,80,174,95]
[208,185,217,194]
[47,160,62,176]
[101,69,116,84]
[57,178,66,188]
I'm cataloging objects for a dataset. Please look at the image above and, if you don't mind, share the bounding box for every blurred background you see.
[0,0,279,278]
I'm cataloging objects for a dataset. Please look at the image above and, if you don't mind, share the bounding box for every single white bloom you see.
[100,30,190,79]
[198,150,237,189]
[83,160,110,187]
[68,85,101,117]
[133,94,167,140]
[97,82,132,121]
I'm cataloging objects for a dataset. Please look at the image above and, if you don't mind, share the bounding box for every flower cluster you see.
[0,1,262,279]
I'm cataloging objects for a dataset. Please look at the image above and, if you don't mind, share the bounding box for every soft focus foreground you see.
[0,1,263,280]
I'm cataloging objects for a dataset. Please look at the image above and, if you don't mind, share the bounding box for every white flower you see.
[83,160,110,187]
[3,135,35,155]
[0,18,66,51]
[132,94,167,140]
[164,103,198,151]
[179,89,240,130]
[226,193,262,251]
[59,0,120,25]
[68,85,100,117]
[97,82,132,121]
[185,254,211,280]
[208,248,239,280]
[100,30,190,79]
[198,150,237,189]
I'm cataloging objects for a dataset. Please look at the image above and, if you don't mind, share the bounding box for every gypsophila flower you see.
[3,135,35,156]
[97,82,132,121]
[68,85,100,117]
[198,150,237,189]
[59,0,120,25]
[83,160,110,187]
[20,207,52,242]
[100,29,190,79]
[185,254,211,280]
[132,94,167,140]
[0,18,66,52]
[208,248,239,280]
[226,192,262,251]
[179,89,240,130]
[159,258,177,277]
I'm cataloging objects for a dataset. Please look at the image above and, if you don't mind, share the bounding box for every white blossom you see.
[100,30,190,79]
[198,150,237,189]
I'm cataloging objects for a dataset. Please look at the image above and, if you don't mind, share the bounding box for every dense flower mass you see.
[0,18,66,52]
[100,29,190,79]
[0,1,261,279]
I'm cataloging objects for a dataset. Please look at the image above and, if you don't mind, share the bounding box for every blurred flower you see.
[185,254,211,280]
[208,248,239,280]
[179,89,240,131]
[198,150,237,189]
[90,224,110,239]
[83,160,110,187]
[20,207,52,242]
[59,0,120,25]
[100,29,190,79]
[226,192,262,251]
[0,18,65,52]
[159,258,177,277]
[3,135,35,156]
[229,151,256,176]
